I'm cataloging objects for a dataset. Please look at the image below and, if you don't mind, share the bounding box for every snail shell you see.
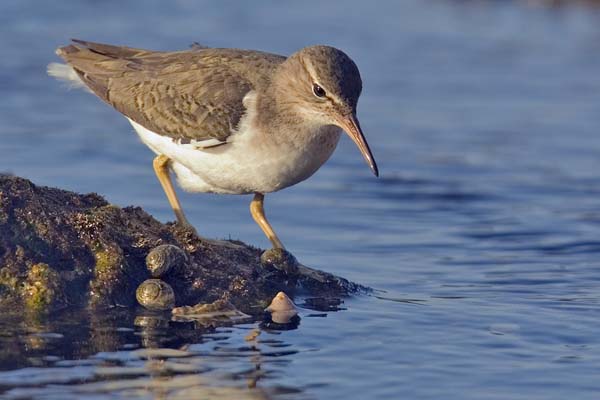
[136,279,175,311]
[260,248,298,274]
[265,291,298,324]
[146,244,187,277]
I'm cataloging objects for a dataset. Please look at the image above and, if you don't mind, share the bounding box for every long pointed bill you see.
[336,113,379,177]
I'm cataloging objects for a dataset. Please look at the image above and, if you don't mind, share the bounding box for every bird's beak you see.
[336,113,379,177]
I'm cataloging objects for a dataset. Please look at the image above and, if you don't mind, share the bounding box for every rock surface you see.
[0,175,365,315]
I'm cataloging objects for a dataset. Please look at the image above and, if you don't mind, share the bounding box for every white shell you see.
[265,291,298,324]
[265,291,297,313]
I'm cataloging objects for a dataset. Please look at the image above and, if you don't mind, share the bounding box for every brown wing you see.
[56,39,284,142]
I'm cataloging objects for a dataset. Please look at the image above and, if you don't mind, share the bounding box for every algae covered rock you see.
[22,262,66,312]
[0,175,365,315]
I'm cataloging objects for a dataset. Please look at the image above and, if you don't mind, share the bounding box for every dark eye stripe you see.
[313,83,326,98]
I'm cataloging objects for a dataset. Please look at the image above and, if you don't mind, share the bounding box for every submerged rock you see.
[172,298,251,324]
[0,175,366,315]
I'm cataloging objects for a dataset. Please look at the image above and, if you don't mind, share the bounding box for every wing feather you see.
[55,39,284,142]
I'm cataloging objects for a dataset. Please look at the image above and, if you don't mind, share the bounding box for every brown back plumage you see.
[56,39,286,142]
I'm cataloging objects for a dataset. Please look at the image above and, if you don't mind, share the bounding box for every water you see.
[1,0,600,398]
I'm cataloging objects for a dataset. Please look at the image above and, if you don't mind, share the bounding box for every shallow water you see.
[2,0,600,398]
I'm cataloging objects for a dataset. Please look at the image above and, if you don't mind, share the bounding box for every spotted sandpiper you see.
[48,39,378,249]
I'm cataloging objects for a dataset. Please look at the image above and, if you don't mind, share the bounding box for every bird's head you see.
[275,45,378,177]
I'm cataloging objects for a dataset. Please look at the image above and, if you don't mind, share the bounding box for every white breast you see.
[129,96,341,195]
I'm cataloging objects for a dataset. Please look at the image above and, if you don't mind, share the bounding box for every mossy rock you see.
[22,263,65,311]
[0,174,365,315]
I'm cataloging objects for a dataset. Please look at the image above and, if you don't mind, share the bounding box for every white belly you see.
[129,119,341,194]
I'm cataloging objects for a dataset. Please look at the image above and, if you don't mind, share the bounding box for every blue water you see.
[2,0,600,398]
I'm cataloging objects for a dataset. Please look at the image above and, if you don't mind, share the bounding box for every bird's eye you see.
[312,83,326,98]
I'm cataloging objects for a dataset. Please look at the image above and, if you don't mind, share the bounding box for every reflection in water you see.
[0,293,342,398]
[260,315,301,331]
[0,305,316,399]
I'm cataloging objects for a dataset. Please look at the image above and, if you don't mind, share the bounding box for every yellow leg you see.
[152,154,190,226]
[250,193,285,249]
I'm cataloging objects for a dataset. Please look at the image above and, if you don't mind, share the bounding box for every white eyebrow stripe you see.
[303,59,344,106]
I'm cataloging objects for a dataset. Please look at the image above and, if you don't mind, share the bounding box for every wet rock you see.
[0,175,367,315]
[136,279,176,311]
[302,297,345,312]
[172,298,251,324]
[145,244,187,277]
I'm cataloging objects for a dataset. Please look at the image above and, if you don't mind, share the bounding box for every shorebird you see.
[48,39,378,250]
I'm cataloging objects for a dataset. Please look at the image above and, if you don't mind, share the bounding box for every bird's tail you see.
[47,61,90,92]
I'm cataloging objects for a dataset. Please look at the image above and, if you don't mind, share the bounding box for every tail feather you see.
[49,38,146,94]
[70,38,150,59]
[47,62,91,92]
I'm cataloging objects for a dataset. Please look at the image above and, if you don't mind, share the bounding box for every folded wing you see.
[54,39,282,143]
